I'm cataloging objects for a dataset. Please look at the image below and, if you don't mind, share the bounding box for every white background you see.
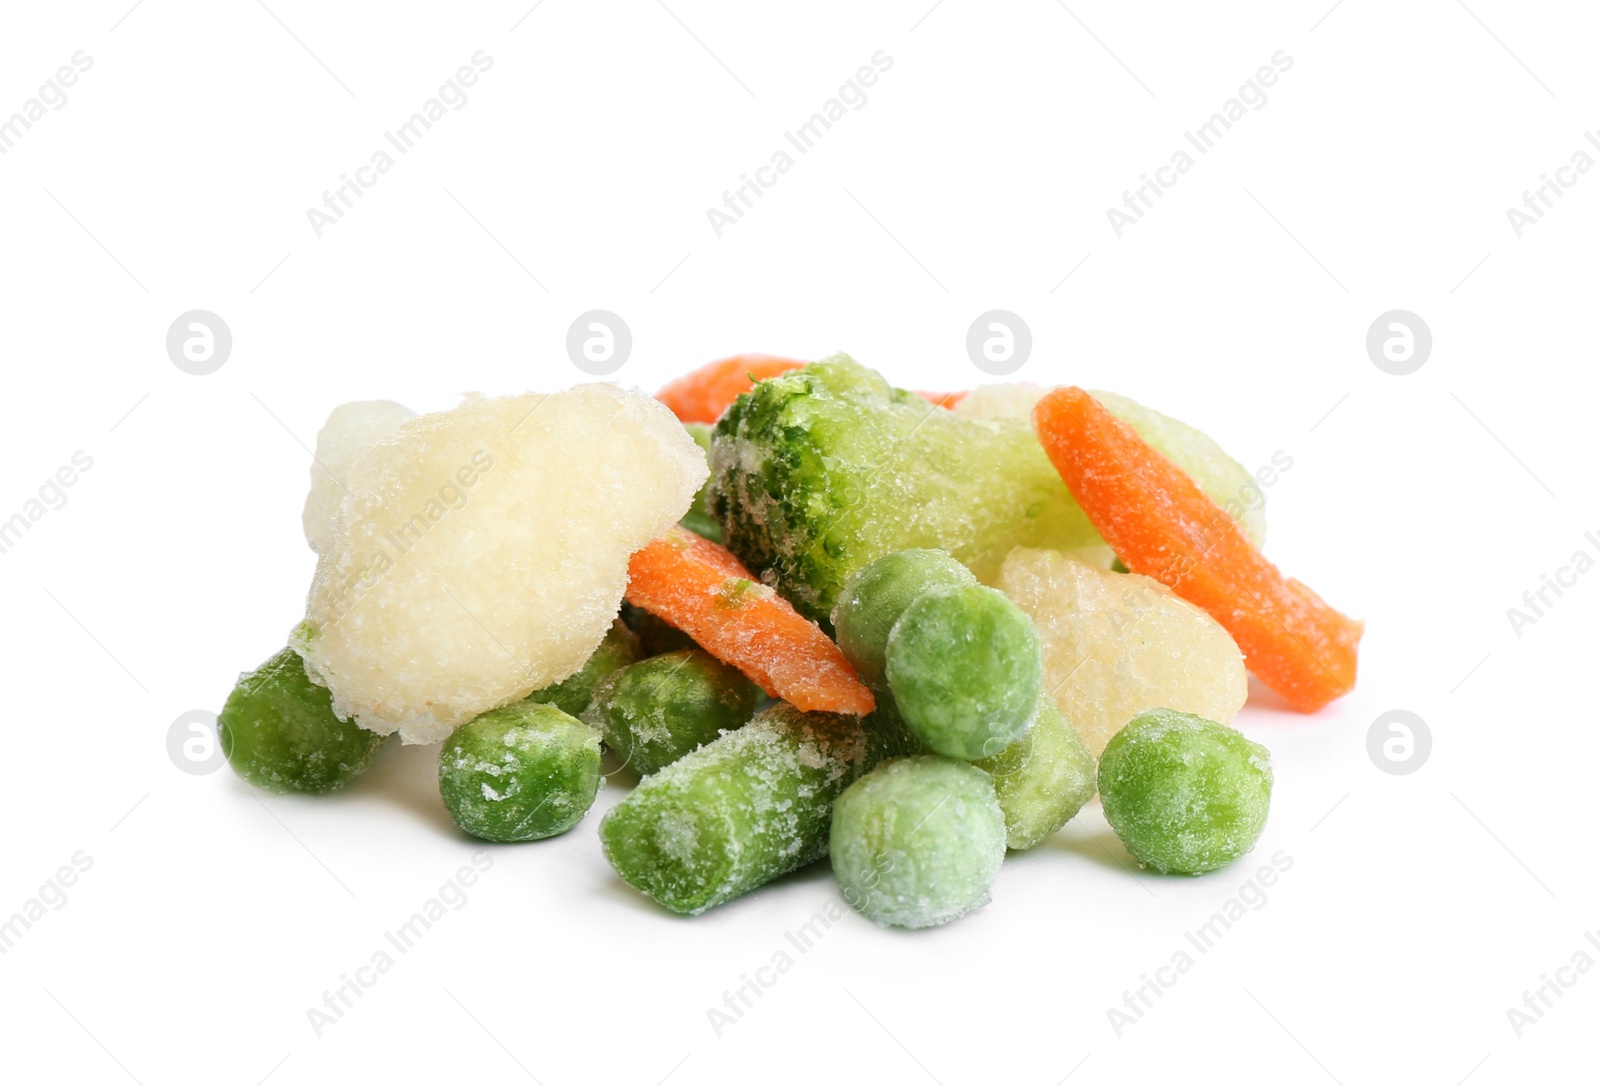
[0,1,1594,1083]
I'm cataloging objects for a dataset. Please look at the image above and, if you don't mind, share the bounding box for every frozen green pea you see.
[620,602,699,656]
[439,701,601,843]
[831,549,977,689]
[975,696,1096,850]
[584,649,759,775]
[830,756,1005,929]
[884,583,1041,761]
[679,422,723,542]
[218,647,386,794]
[1098,708,1272,875]
[601,703,899,915]
[527,619,643,717]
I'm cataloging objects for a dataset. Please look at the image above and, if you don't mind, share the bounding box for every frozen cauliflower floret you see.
[293,385,707,744]
[996,547,1247,756]
[955,383,1268,548]
[302,400,417,553]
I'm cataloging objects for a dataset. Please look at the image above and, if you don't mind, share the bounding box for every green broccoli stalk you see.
[708,355,1100,623]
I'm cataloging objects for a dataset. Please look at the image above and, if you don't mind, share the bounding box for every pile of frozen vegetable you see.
[217,353,1362,929]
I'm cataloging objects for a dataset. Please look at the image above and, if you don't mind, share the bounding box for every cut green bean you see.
[974,695,1096,850]
[584,649,759,776]
[600,703,901,915]
[218,647,386,794]
[526,619,643,717]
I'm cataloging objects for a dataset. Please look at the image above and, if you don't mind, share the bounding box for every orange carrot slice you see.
[625,527,876,716]
[656,355,807,424]
[914,389,967,409]
[1032,387,1361,713]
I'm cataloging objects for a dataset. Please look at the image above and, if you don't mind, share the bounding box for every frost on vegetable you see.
[830,756,1006,929]
[954,383,1268,548]
[1098,708,1272,875]
[709,356,1100,624]
[600,703,900,915]
[438,701,602,842]
[996,547,1246,756]
[527,619,643,718]
[302,400,417,553]
[218,646,387,794]
[884,582,1041,761]
[974,695,1096,851]
[294,385,706,744]
[584,649,760,776]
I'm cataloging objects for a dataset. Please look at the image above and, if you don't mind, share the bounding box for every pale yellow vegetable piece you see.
[996,547,1247,756]
[302,400,417,553]
[294,386,706,744]
[955,383,1268,548]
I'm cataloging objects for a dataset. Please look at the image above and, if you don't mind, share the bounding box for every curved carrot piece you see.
[626,527,875,716]
[656,355,807,424]
[1032,387,1361,713]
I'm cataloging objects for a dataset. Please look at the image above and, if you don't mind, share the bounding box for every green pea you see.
[218,647,386,794]
[438,702,601,843]
[584,649,759,775]
[527,619,643,716]
[884,582,1042,761]
[831,549,977,689]
[1098,708,1273,875]
[830,755,1005,929]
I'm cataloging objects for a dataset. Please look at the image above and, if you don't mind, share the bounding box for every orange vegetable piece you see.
[1032,387,1361,713]
[914,389,967,409]
[625,527,876,716]
[656,355,807,424]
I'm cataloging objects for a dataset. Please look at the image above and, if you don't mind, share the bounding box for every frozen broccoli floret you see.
[709,356,1099,623]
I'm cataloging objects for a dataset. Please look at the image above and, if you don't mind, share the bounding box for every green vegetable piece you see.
[620,601,699,656]
[884,583,1042,761]
[831,549,977,690]
[438,701,602,843]
[584,649,760,775]
[974,696,1096,850]
[710,355,1100,623]
[679,422,723,542]
[526,619,643,716]
[1098,708,1273,875]
[218,647,386,794]
[830,755,1005,929]
[600,703,898,915]
[1091,390,1269,549]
